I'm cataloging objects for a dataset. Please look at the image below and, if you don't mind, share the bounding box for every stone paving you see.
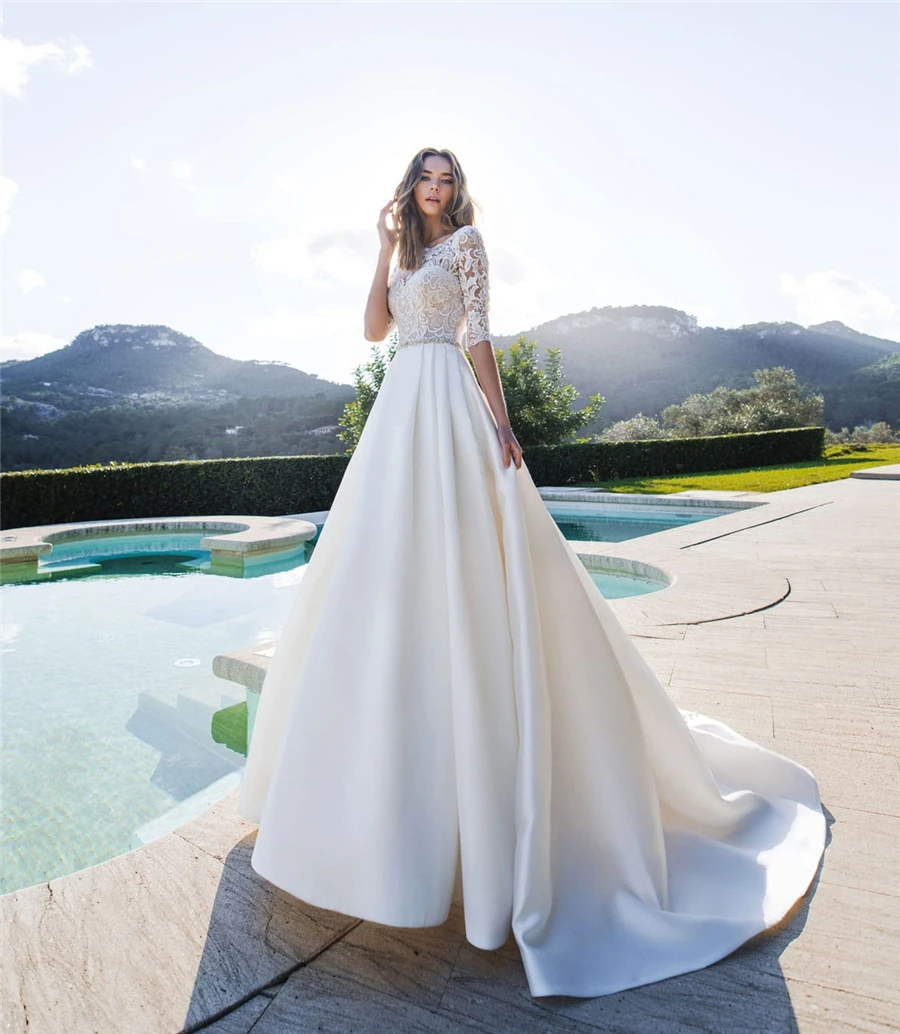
[2,472,898,1033]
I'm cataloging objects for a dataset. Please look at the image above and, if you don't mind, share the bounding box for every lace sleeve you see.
[454,225,492,352]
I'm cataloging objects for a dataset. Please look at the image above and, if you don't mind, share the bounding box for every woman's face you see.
[414,156,455,222]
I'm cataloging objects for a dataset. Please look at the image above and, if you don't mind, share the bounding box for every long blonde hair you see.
[390,147,483,271]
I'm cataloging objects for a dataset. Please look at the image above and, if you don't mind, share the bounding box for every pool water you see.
[0,517,668,894]
[588,570,665,599]
[0,550,312,894]
[33,530,310,579]
[545,500,745,543]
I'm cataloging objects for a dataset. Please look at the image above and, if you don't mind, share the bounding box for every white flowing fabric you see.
[237,225,825,997]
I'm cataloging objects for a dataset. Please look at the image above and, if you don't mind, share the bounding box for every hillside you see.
[491,306,897,431]
[0,324,348,406]
[0,324,355,471]
[1,315,897,472]
[821,350,900,429]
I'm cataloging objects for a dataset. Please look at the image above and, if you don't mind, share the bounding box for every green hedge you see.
[0,426,824,532]
[523,426,826,485]
[0,455,350,531]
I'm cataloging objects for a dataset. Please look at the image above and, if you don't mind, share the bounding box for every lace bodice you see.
[386,224,492,354]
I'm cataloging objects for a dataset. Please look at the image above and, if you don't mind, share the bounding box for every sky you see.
[2,1,898,385]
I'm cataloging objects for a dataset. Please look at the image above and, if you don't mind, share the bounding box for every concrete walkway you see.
[850,462,900,480]
[2,473,898,1033]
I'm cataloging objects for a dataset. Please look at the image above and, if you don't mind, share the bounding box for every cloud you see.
[0,33,92,98]
[131,157,149,172]
[0,176,18,235]
[68,43,93,75]
[15,269,46,292]
[781,270,895,327]
[0,331,68,362]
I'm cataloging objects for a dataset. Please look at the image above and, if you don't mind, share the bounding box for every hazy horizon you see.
[3,1,898,383]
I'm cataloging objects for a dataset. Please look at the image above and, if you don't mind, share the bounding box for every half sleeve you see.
[455,226,492,352]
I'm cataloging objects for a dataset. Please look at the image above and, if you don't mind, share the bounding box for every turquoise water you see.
[0,522,665,894]
[1,535,313,894]
[29,530,308,579]
[588,570,666,599]
[546,500,742,543]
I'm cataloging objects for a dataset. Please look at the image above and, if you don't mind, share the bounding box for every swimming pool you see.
[586,567,667,599]
[542,494,763,543]
[0,518,669,894]
[0,541,314,895]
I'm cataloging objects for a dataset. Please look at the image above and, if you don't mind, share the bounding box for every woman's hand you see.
[497,424,523,469]
[378,200,398,254]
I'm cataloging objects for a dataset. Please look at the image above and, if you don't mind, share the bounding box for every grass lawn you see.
[575,443,900,494]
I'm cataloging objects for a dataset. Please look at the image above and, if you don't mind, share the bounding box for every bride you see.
[236,147,826,998]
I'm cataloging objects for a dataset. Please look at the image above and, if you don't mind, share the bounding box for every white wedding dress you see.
[237,224,826,997]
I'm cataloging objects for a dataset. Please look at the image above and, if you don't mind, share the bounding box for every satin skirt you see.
[236,339,825,998]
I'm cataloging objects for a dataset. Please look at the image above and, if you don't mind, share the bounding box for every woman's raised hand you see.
[378,200,398,254]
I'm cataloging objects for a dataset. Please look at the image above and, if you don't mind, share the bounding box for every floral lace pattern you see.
[386,225,492,354]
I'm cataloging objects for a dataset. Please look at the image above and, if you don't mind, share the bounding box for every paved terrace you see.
[2,470,898,1033]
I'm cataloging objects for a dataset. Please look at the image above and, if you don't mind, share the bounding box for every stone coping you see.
[214,641,276,696]
[0,514,318,580]
[4,480,893,1031]
[538,487,768,508]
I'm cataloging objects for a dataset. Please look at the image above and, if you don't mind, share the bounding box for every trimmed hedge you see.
[0,426,824,532]
[522,426,825,486]
[0,455,350,532]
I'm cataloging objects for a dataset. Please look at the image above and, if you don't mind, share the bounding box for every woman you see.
[237,147,826,998]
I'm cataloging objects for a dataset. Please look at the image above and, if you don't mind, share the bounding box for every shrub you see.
[824,421,899,446]
[598,414,671,442]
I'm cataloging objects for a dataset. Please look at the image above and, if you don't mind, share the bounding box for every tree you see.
[659,367,823,438]
[596,367,825,442]
[598,413,671,442]
[825,421,898,446]
[336,334,397,452]
[496,336,604,447]
[337,332,603,453]
[745,366,824,429]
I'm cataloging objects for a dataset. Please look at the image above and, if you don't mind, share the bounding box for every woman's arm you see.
[469,344,523,469]
[364,200,398,342]
[469,343,510,427]
[363,246,395,341]
[457,227,523,469]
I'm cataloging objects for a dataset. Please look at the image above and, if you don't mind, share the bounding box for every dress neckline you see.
[424,226,466,250]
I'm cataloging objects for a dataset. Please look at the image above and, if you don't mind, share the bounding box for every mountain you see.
[2,315,897,473]
[0,324,349,405]
[489,307,897,429]
[0,324,355,471]
[806,321,899,351]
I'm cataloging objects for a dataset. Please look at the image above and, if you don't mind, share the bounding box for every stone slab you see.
[0,812,356,1034]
